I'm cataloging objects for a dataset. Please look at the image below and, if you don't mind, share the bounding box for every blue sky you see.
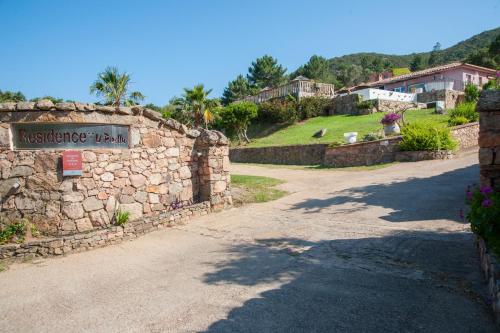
[1,0,498,105]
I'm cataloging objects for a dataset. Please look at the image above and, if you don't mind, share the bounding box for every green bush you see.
[356,99,375,110]
[448,116,469,126]
[115,210,130,226]
[399,123,457,151]
[363,132,384,142]
[258,96,298,123]
[218,101,258,142]
[447,102,478,126]
[464,83,480,102]
[0,220,27,244]
[298,97,331,120]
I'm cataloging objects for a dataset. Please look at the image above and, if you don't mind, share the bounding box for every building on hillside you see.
[362,62,496,93]
[242,76,334,104]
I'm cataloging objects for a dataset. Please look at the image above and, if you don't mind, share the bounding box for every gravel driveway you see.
[0,149,496,332]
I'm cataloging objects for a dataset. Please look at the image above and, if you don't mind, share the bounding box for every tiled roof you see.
[368,62,497,87]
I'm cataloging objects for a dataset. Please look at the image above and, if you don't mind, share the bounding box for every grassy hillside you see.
[245,109,448,148]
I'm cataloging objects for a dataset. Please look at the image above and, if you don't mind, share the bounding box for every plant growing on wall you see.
[0,219,27,244]
[115,210,130,226]
[90,66,145,107]
[466,185,500,256]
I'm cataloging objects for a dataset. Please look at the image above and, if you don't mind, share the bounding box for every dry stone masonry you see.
[476,90,500,323]
[0,100,231,256]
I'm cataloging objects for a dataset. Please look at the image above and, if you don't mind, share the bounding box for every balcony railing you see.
[242,80,335,104]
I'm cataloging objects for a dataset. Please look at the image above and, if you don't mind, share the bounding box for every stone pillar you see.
[478,90,500,189]
[195,130,232,211]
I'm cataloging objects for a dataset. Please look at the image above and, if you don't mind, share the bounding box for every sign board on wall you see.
[11,123,130,150]
[62,150,83,176]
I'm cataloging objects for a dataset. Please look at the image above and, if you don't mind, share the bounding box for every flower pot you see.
[383,122,400,136]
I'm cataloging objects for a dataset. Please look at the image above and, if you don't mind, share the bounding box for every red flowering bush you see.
[466,185,500,256]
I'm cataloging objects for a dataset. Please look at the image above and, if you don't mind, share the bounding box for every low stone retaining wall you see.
[230,122,479,167]
[0,201,211,260]
[451,122,479,150]
[323,137,401,167]
[395,150,454,162]
[374,99,426,113]
[477,236,500,323]
[417,89,465,109]
[230,143,328,165]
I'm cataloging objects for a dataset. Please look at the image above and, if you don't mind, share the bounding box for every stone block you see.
[119,202,143,221]
[130,174,146,188]
[83,197,104,211]
[62,202,85,219]
[76,218,93,232]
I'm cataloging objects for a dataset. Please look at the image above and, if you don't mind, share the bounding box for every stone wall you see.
[417,89,465,109]
[475,90,500,323]
[0,202,211,259]
[230,123,479,167]
[373,99,426,113]
[0,101,231,238]
[229,143,328,165]
[478,90,500,189]
[323,137,401,167]
[328,94,371,115]
[329,94,426,115]
[451,122,479,150]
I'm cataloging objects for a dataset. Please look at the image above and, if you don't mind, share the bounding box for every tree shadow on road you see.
[289,165,478,223]
[201,231,495,332]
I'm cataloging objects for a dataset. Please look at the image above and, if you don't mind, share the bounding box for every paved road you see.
[0,150,497,332]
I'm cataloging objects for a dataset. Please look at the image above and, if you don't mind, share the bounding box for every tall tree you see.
[247,55,287,89]
[90,66,145,107]
[221,75,256,105]
[428,42,442,66]
[0,90,26,103]
[410,55,425,71]
[291,55,335,84]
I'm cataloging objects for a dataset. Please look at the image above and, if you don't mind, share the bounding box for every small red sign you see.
[62,150,83,176]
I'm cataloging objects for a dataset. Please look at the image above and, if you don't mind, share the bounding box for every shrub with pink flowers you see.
[466,185,500,256]
[380,113,401,125]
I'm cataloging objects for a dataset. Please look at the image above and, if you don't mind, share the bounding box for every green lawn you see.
[231,174,287,205]
[245,109,449,148]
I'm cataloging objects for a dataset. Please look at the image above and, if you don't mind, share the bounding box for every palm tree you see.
[90,66,144,107]
[182,84,213,128]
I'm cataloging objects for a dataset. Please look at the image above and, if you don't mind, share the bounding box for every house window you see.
[479,77,483,85]
[465,74,472,83]
[394,87,405,93]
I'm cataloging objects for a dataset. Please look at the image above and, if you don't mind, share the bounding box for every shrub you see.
[448,116,469,126]
[363,132,384,142]
[0,220,27,244]
[466,185,500,256]
[258,96,298,123]
[298,97,331,120]
[356,99,375,110]
[483,78,499,90]
[447,102,478,126]
[464,83,480,103]
[399,123,457,151]
[218,101,258,142]
[115,210,130,226]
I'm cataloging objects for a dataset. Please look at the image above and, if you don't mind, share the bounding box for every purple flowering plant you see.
[380,113,401,125]
[465,184,500,256]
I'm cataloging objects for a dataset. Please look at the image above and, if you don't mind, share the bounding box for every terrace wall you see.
[230,122,479,167]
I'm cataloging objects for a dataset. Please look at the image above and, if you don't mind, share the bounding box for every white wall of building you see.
[353,88,417,102]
